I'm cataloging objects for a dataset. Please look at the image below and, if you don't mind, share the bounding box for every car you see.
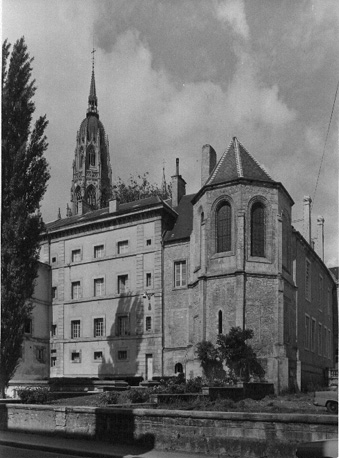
[295,439,338,458]
[314,389,338,414]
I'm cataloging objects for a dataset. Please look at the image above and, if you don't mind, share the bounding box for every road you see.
[0,444,81,457]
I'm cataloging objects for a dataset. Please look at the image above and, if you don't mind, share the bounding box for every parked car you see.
[295,439,338,458]
[314,389,338,413]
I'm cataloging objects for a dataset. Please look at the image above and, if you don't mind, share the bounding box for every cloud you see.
[214,0,249,39]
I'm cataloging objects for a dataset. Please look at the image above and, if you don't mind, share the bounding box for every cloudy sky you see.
[3,0,338,266]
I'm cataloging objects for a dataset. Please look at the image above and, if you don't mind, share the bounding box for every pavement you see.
[0,430,217,458]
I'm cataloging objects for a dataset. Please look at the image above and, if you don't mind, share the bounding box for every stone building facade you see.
[10,67,336,393]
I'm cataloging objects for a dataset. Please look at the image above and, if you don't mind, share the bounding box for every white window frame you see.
[71,248,82,263]
[71,319,81,339]
[94,244,105,259]
[117,240,129,255]
[93,317,104,337]
[94,277,105,297]
[117,274,129,294]
[71,350,81,363]
[71,281,81,300]
[174,260,187,288]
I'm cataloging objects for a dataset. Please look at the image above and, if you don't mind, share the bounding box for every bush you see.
[118,389,150,404]
[98,391,119,406]
[17,386,51,404]
[185,377,203,393]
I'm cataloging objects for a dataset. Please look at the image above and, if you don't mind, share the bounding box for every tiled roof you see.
[164,194,195,243]
[45,196,165,232]
[205,137,274,186]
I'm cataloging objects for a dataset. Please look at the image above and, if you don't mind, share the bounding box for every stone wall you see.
[1,404,337,458]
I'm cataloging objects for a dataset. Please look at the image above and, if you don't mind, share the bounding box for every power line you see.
[312,79,339,208]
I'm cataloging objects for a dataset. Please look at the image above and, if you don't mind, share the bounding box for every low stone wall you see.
[0,404,337,457]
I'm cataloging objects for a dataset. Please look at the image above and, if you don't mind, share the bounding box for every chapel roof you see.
[205,137,274,186]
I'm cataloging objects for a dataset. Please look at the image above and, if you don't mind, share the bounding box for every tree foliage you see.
[1,37,50,396]
[111,172,171,204]
[196,327,265,384]
[217,327,265,382]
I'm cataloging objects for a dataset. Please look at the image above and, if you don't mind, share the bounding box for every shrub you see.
[185,377,203,393]
[98,391,119,406]
[119,389,150,404]
[17,386,51,404]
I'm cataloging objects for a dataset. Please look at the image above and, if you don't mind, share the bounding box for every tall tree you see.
[111,172,172,204]
[1,37,50,397]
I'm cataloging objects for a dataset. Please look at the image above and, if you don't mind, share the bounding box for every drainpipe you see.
[243,211,247,331]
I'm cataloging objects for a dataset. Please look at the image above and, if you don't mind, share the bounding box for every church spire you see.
[87,48,98,116]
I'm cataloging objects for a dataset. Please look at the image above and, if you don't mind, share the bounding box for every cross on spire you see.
[91,47,96,69]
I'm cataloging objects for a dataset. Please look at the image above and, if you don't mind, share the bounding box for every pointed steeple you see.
[87,48,98,116]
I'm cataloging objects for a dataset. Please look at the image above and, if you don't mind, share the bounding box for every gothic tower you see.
[71,53,112,215]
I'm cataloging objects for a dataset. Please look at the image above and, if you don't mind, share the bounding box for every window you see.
[71,320,81,339]
[94,278,104,297]
[94,351,103,361]
[216,202,232,253]
[218,310,223,335]
[71,351,81,363]
[174,260,187,287]
[323,326,327,357]
[251,202,265,257]
[311,318,316,352]
[51,324,57,337]
[24,319,32,334]
[36,347,45,363]
[146,239,152,246]
[304,315,310,349]
[71,249,81,263]
[118,350,128,361]
[117,274,129,294]
[145,316,152,332]
[51,349,57,367]
[71,281,81,299]
[327,288,331,315]
[116,315,129,336]
[318,323,322,356]
[94,318,104,337]
[305,259,311,301]
[175,363,183,374]
[52,256,57,263]
[52,287,57,299]
[94,245,104,258]
[75,187,82,215]
[146,273,152,288]
[318,275,323,309]
[117,240,129,254]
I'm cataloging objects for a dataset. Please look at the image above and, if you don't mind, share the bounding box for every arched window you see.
[87,186,96,207]
[251,202,265,257]
[218,310,223,335]
[88,146,95,166]
[175,363,183,374]
[216,202,232,252]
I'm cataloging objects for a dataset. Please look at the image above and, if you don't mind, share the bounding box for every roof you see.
[205,137,274,186]
[329,267,339,281]
[45,196,169,233]
[164,194,195,243]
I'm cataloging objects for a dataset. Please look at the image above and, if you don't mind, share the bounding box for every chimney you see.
[171,158,186,208]
[201,144,217,186]
[316,216,325,261]
[109,195,120,213]
[57,208,61,220]
[303,196,312,244]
